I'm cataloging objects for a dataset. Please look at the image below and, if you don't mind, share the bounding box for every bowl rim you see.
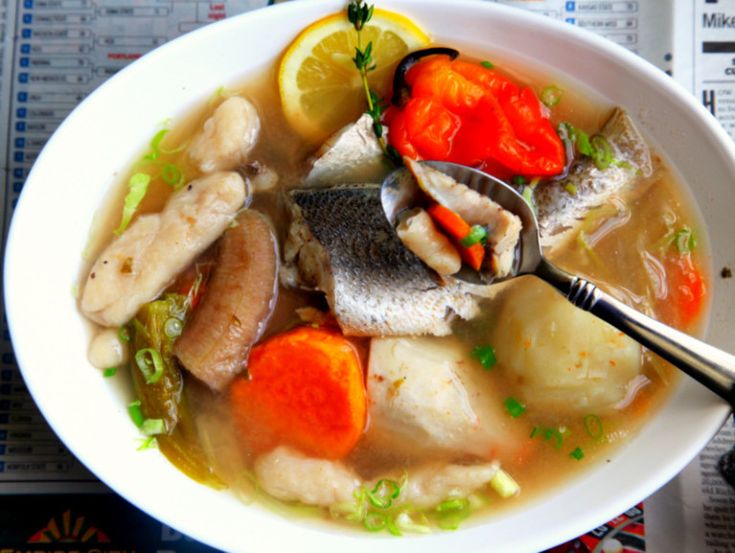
[5,1,732,552]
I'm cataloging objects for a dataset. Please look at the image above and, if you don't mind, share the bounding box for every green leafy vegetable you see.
[114,172,151,236]
[540,85,562,108]
[460,225,488,247]
[471,344,497,370]
[504,397,526,418]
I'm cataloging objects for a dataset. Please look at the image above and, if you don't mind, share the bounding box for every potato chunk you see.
[490,278,642,414]
[81,172,246,327]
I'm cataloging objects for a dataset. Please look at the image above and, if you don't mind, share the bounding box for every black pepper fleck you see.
[90,272,96,279]
[187,184,193,191]
[722,267,732,279]
[103,260,108,264]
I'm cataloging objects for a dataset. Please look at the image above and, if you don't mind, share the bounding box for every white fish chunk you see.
[366,336,523,459]
[81,172,246,327]
[396,208,461,276]
[254,446,360,507]
[189,96,261,173]
[305,113,391,186]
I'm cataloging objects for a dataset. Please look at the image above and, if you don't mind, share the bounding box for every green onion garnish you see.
[363,511,388,532]
[564,183,578,195]
[540,85,562,108]
[135,347,164,384]
[436,497,470,530]
[161,163,184,188]
[471,344,497,370]
[117,325,131,343]
[137,436,156,451]
[164,317,183,339]
[590,134,614,170]
[367,479,401,509]
[394,511,431,534]
[674,227,696,254]
[543,427,564,449]
[460,225,488,247]
[114,172,151,236]
[481,60,494,69]
[522,186,536,215]
[504,397,526,418]
[103,367,117,378]
[512,175,527,186]
[127,400,144,428]
[583,414,603,439]
[530,426,539,438]
[141,418,166,436]
[144,129,168,161]
[570,447,585,460]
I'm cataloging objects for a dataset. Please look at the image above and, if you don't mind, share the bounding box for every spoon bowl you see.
[382,160,735,405]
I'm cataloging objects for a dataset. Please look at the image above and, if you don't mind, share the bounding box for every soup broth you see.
[80,50,709,532]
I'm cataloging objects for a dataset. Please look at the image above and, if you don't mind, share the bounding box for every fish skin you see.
[536,108,653,252]
[286,184,480,337]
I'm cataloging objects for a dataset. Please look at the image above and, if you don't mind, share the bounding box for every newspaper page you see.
[0,1,725,552]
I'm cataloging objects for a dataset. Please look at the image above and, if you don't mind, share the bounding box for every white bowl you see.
[5,1,733,551]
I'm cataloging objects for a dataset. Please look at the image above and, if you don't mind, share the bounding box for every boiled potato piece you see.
[491,278,641,414]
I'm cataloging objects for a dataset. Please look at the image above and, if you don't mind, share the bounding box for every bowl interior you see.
[5,1,732,552]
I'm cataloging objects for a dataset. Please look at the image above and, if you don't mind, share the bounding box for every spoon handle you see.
[535,257,735,405]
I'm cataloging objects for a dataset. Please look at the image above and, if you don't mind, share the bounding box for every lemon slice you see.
[279,9,430,142]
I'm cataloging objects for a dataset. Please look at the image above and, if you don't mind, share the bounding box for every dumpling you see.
[366,336,524,461]
[490,277,642,414]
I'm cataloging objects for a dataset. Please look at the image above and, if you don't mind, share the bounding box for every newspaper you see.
[0,0,732,551]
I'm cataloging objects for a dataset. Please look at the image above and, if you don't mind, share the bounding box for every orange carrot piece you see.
[426,203,485,271]
[230,326,366,460]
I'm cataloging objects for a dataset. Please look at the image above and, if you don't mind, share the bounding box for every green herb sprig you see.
[348,0,401,165]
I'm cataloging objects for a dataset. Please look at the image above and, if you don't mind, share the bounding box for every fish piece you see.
[242,161,279,192]
[253,445,502,510]
[189,96,261,173]
[405,158,522,277]
[81,172,246,327]
[174,210,278,391]
[366,336,524,460]
[536,108,653,252]
[254,446,360,507]
[284,184,480,336]
[396,208,461,276]
[305,114,391,186]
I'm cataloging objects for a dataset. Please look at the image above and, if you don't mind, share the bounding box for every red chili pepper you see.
[386,57,566,178]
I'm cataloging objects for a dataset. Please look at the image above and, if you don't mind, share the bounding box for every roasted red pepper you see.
[385,57,566,178]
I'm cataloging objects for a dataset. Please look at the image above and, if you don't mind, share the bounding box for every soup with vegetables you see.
[79,2,709,536]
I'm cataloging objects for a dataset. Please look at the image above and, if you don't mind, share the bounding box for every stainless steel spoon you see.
[382,159,735,404]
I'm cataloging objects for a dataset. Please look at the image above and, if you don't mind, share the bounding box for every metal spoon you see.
[382,160,735,404]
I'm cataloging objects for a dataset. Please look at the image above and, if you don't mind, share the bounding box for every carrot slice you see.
[230,326,366,459]
[426,203,485,271]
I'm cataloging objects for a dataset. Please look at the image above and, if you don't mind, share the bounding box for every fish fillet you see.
[285,184,480,337]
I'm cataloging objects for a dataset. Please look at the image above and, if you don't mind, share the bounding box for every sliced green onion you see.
[127,400,144,428]
[114,172,151,236]
[570,446,585,460]
[436,497,470,530]
[117,325,131,343]
[103,367,117,378]
[394,511,431,534]
[512,175,527,186]
[583,414,604,439]
[590,134,614,170]
[136,436,157,451]
[522,186,536,215]
[135,347,164,384]
[480,60,494,69]
[540,85,562,108]
[161,163,184,188]
[141,418,166,436]
[564,183,578,195]
[471,344,497,370]
[504,397,525,418]
[367,479,401,509]
[164,317,183,339]
[460,225,488,247]
[674,227,696,254]
[543,427,564,449]
[143,129,168,161]
[530,426,539,438]
[363,511,388,532]
[490,468,520,498]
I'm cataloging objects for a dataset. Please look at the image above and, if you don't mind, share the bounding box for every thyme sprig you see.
[348,0,401,165]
